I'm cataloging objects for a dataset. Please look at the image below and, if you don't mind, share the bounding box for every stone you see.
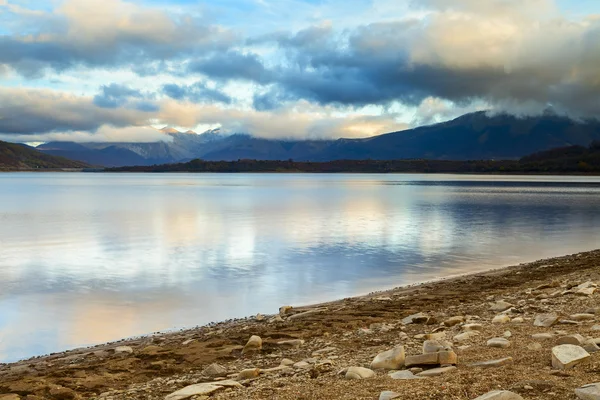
[345,366,375,380]
[255,313,265,321]
[389,370,424,380]
[558,334,586,346]
[577,287,596,296]
[592,325,600,331]
[468,357,513,368]
[202,363,228,377]
[472,390,524,400]
[584,341,600,353]
[454,331,480,342]
[293,361,311,369]
[237,368,260,380]
[490,301,513,312]
[379,391,401,400]
[511,317,524,324]
[487,338,511,348]
[280,358,295,366]
[416,366,456,377]
[425,332,447,340]
[312,346,336,355]
[277,339,305,348]
[571,314,596,321]
[269,315,284,323]
[287,308,325,320]
[164,383,224,400]
[560,319,582,325]
[402,313,429,325]
[527,343,543,351]
[492,315,511,324]
[405,350,457,367]
[371,346,405,370]
[503,331,512,338]
[463,323,484,331]
[444,316,465,327]
[242,335,262,354]
[279,305,293,315]
[534,313,559,327]
[423,340,452,354]
[532,333,554,340]
[0,396,21,400]
[114,346,133,354]
[551,345,590,370]
[575,383,600,399]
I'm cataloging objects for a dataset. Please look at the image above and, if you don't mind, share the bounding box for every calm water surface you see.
[1,173,599,362]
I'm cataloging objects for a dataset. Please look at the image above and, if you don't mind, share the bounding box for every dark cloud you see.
[161,82,231,104]
[187,51,272,84]
[93,84,143,108]
[0,88,152,135]
[0,0,238,77]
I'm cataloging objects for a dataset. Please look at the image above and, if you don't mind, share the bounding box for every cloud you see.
[93,84,144,108]
[0,87,154,135]
[161,81,232,104]
[239,3,600,119]
[187,51,273,83]
[0,0,237,77]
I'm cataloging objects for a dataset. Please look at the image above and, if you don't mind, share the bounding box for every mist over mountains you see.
[36,112,600,167]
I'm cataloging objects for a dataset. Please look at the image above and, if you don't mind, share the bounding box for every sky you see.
[0,0,599,143]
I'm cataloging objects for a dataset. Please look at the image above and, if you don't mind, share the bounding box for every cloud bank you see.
[0,0,598,142]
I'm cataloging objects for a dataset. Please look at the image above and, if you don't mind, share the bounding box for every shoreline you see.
[2,248,600,399]
[1,251,585,365]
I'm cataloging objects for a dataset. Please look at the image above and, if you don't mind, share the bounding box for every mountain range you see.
[36,112,600,167]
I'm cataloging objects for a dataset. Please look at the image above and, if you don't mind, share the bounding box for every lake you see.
[1,173,599,362]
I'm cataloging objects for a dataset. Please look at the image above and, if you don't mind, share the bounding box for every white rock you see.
[402,313,429,325]
[242,335,262,354]
[571,314,596,321]
[503,331,512,338]
[511,317,524,324]
[534,313,559,327]
[532,333,554,341]
[558,334,586,346]
[389,370,424,380]
[416,366,456,377]
[114,346,133,354]
[472,390,524,400]
[345,366,375,379]
[492,315,511,324]
[454,331,480,342]
[379,391,401,400]
[487,338,511,348]
[164,383,230,400]
[201,363,227,377]
[463,323,483,331]
[423,340,453,354]
[575,383,600,399]
[490,301,513,312]
[444,316,465,327]
[237,368,260,380]
[277,339,305,348]
[371,346,405,370]
[551,345,590,370]
[468,357,513,368]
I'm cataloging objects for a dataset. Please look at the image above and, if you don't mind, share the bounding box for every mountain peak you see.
[160,127,181,134]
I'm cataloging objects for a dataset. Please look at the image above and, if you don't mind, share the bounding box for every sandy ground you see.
[2,249,600,400]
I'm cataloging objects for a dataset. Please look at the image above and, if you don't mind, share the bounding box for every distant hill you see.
[110,143,600,174]
[0,141,89,170]
[36,112,600,167]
